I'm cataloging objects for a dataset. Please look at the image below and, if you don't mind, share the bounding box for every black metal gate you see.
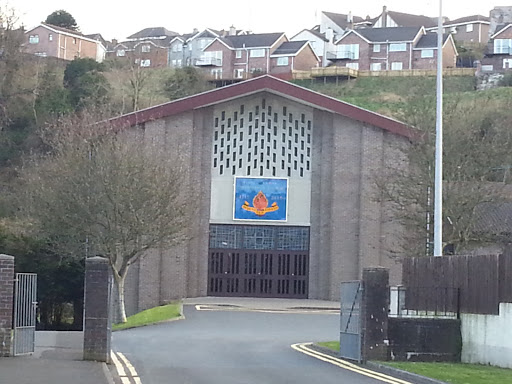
[13,273,37,356]
[208,250,309,298]
[339,280,363,362]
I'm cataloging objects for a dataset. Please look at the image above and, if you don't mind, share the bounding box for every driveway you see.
[112,300,393,384]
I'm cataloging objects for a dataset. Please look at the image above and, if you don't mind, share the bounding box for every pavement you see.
[0,331,112,384]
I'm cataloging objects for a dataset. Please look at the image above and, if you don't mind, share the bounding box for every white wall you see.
[461,303,512,368]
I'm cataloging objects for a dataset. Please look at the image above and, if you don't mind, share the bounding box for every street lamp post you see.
[434,0,444,257]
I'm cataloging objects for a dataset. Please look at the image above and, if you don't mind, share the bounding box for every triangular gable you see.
[270,42,321,62]
[203,37,232,51]
[109,75,417,139]
[335,30,370,45]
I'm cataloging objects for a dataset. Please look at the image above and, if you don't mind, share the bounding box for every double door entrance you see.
[207,225,310,298]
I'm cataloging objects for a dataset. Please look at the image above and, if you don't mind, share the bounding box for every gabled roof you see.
[445,15,490,25]
[491,23,512,39]
[291,28,328,42]
[217,32,286,49]
[127,27,179,40]
[108,75,417,140]
[473,202,512,235]
[323,11,365,29]
[414,33,451,49]
[25,23,101,45]
[271,41,310,56]
[386,10,437,28]
[337,27,423,44]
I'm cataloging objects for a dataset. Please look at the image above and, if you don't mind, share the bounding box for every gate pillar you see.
[361,267,390,362]
[0,254,14,357]
[83,256,112,362]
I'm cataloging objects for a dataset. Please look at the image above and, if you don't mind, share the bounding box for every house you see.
[332,26,457,71]
[372,6,438,28]
[426,15,490,45]
[200,32,288,82]
[319,11,369,41]
[24,23,106,62]
[107,27,179,68]
[107,75,416,314]
[481,23,512,72]
[268,41,320,79]
[291,28,335,66]
[489,6,512,37]
[168,26,245,68]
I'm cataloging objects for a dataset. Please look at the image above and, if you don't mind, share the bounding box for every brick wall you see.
[0,255,14,357]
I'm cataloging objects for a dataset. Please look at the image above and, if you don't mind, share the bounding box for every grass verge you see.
[315,341,512,384]
[380,362,512,384]
[112,302,181,331]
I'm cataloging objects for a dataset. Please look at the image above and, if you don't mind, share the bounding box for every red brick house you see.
[200,32,288,82]
[24,23,106,62]
[332,26,457,71]
[481,23,512,72]
[269,41,320,79]
[201,33,319,82]
[426,15,490,45]
[106,27,178,68]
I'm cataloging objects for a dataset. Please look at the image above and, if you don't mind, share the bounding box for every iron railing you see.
[390,286,460,319]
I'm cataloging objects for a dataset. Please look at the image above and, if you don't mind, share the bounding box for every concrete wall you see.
[461,302,512,368]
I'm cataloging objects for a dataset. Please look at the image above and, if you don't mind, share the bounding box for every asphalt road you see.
[112,305,391,384]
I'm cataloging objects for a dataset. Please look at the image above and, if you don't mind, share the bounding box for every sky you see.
[12,0,494,41]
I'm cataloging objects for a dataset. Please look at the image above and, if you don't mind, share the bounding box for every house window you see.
[141,45,150,53]
[177,44,183,52]
[250,49,265,57]
[450,26,457,34]
[140,59,151,67]
[202,50,223,65]
[73,38,77,44]
[172,44,178,52]
[277,57,289,66]
[236,50,242,58]
[421,49,434,58]
[29,35,39,44]
[177,59,182,67]
[48,34,53,41]
[466,24,474,33]
[389,43,406,52]
[494,39,512,54]
[503,58,512,69]
[373,44,380,53]
[337,44,359,59]
[116,49,126,57]
[346,62,359,70]
[391,62,403,70]
[235,68,244,78]
[370,62,382,71]
[211,68,222,79]
[172,59,177,66]
[200,39,208,49]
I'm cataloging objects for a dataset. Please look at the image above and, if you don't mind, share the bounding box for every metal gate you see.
[208,250,309,298]
[13,273,37,355]
[340,281,363,362]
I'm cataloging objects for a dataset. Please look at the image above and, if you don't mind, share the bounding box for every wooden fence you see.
[402,253,512,315]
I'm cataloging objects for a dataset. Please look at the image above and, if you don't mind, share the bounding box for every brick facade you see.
[0,255,14,357]
[122,85,409,314]
[24,25,101,61]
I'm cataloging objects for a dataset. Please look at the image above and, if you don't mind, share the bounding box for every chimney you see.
[193,28,199,34]
[382,5,388,28]
[325,28,334,43]
[229,25,236,36]
[348,11,353,29]
[112,38,118,46]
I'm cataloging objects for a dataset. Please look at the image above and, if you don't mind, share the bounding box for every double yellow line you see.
[291,343,413,384]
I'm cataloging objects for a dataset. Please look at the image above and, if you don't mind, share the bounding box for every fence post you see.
[361,267,390,362]
[83,256,112,362]
[0,254,14,357]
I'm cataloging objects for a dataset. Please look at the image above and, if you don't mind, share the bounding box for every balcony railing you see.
[325,51,357,60]
[194,57,222,66]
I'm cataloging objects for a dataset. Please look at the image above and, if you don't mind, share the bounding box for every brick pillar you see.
[361,267,389,362]
[83,256,112,362]
[0,254,14,357]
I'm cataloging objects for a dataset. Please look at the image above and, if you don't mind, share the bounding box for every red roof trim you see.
[109,75,418,139]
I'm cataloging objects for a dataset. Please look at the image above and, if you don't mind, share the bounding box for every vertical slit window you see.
[260,166,264,176]
[240,105,245,114]
[215,117,219,127]
[287,167,291,177]
[249,112,253,122]
[221,111,225,120]
[234,111,238,121]
[300,168,304,177]
[283,106,287,116]
[220,165,224,174]
[239,159,242,168]
[240,118,244,128]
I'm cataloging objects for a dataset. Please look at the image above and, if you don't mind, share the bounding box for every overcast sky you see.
[14,0,494,41]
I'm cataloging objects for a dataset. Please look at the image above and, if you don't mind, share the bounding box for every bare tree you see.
[19,110,194,322]
[377,91,512,256]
